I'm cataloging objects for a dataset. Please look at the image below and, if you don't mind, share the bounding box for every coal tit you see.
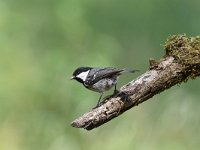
[70,67,138,108]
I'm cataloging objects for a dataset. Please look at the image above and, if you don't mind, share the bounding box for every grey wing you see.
[85,67,124,85]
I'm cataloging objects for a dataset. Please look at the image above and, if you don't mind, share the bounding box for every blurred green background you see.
[0,0,200,150]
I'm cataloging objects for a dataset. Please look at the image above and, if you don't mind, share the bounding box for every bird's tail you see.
[121,68,139,73]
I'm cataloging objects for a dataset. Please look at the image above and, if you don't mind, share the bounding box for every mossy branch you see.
[71,35,200,130]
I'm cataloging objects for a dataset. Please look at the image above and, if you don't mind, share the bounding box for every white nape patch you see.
[76,70,90,81]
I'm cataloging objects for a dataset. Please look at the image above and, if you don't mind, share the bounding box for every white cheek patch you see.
[76,70,90,81]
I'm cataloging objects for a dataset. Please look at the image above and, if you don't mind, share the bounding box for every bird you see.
[70,67,139,108]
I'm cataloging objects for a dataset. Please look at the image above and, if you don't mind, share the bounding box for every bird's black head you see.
[70,67,92,84]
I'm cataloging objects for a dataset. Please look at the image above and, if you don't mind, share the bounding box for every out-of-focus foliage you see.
[0,0,200,150]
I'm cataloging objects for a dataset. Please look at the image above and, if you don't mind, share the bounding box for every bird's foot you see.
[113,89,119,95]
[116,91,131,103]
[91,90,121,110]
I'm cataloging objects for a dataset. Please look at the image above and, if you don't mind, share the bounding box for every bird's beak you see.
[70,76,75,80]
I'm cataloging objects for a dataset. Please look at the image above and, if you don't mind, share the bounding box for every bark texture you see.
[71,35,200,130]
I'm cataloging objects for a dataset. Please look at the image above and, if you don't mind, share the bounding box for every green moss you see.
[149,58,160,69]
[164,34,200,79]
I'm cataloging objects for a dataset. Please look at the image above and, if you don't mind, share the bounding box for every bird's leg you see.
[102,84,119,101]
[93,85,119,109]
[113,84,119,94]
[93,92,103,109]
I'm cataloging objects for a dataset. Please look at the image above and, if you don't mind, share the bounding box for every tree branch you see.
[70,35,200,130]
